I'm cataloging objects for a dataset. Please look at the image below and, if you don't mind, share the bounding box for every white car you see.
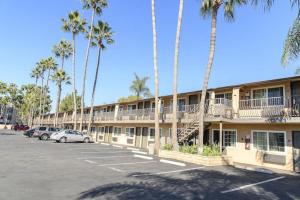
[50,130,90,143]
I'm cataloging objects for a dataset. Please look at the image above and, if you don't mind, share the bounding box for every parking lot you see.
[0,130,300,200]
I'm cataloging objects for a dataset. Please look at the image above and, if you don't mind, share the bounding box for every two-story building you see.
[38,76,300,172]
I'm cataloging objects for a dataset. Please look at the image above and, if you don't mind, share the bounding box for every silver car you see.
[50,130,90,143]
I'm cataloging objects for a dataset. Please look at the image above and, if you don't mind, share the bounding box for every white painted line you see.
[112,145,123,148]
[132,166,205,177]
[221,176,285,194]
[127,147,140,151]
[84,160,96,164]
[98,161,157,167]
[107,167,125,172]
[80,151,129,154]
[132,150,147,155]
[160,159,186,167]
[77,155,133,160]
[101,143,110,146]
[133,154,153,160]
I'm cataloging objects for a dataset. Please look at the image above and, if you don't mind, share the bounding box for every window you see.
[223,130,236,147]
[39,127,47,131]
[253,131,268,150]
[113,127,122,136]
[98,127,105,135]
[269,132,285,152]
[252,87,284,106]
[90,127,96,133]
[125,127,135,138]
[252,131,285,152]
[149,128,163,140]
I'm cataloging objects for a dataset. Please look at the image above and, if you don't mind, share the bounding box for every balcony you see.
[239,96,300,119]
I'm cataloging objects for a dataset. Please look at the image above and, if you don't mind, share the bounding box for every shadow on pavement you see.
[76,167,300,200]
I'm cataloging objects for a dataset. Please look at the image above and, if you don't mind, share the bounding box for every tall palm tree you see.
[36,60,46,125]
[198,0,247,153]
[172,0,184,151]
[62,11,86,130]
[52,69,71,126]
[151,0,160,155]
[80,0,108,131]
[130,73,151,99]
[52,39,73,70]
[41,57,57,122]
[29,67,40,126]
[87,21,114,133]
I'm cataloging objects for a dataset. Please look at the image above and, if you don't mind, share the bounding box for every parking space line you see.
[220,176,285,194]
[100,143,110,146]
[84,160,97,164]
[77,155,134,160]
[98,161,157,167]
[133,155,153,160]
[132,150,147,155]
[127,147,140,151]
[107,167,125,172]
[112,145,123,148]
[132,166,205,177]
[160,159,186,167]
[80,151,129,154]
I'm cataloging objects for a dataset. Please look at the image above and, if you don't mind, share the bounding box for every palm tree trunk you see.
[151,0,160,155]
[80,8,96,132]
[61,57,65,70]
[72,34,77,130]
[198,8,218,153]
[172,0,184,151]
[88,47,101,133]
[55,83,62,127]
[42,69,51,123]
[39,76,44,126]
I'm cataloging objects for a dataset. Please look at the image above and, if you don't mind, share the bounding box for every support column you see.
[232,87,240,118]
[219,121,223,154]
[114,104,119,121]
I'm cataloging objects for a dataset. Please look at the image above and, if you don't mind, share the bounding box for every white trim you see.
[125,127,135,139]
[251,85,286,105]
[113,126,122,137]
[148,127,162,141]
[251,130,287,154]
[212,129,237,148]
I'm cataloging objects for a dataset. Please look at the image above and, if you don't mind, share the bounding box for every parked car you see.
[13,124,29,131]
[50,130,90,143]
[23,128,35,137]
[36,127,61,141]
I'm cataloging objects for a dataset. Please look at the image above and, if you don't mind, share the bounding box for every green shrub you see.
[179,145,198,154]
[202,144,221,156]
[163,144,173,151]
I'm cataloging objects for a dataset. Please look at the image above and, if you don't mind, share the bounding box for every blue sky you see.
[0,0,299,111]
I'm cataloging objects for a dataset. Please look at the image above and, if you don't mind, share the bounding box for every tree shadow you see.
[76,166,300,200]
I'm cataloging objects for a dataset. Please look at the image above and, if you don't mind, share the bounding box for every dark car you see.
[24,128,35,137]
[19,125,30,131]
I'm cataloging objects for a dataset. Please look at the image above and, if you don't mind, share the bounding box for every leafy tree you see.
[62,10,86,129]
[118,95,141,103]
[52,69,71,126]
[198,0,247,153]
[130,73,151,99]
[87,20,114,132]
[80,0,108,131]
[59,93,81,112]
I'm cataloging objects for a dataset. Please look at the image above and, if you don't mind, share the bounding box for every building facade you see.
[38,76,300,172]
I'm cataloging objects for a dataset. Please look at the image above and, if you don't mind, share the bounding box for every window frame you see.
[250,85,285,107]
[148,127,162,141]
[113,126,122,137]
[212,129,237,148]
[251,130,286,154]
[125,127,135,138]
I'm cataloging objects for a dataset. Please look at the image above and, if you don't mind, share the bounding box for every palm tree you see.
[151,0,160,155]
[52,40,73,70]
[87,20,114,133]
[41,57,57,122]
[80,0,108,131]
[62,11,86,130]
[172,0,184,151]
[52,69,71,126]
[29,67,41,126]
[198,0,247,153]
[130,73,151,99]
[36,60,46,125]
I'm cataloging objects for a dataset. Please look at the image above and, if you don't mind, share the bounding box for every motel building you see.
[38,76,300,173]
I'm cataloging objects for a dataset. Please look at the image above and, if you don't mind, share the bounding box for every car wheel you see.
[41,134,49,141]
[83,138,90,143]
[55,140,59,143]
[59,137,66,143]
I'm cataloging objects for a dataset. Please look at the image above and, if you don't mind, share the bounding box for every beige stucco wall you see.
[210,123,299,171]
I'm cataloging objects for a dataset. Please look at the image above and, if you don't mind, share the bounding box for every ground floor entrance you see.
[293,131,300,172]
